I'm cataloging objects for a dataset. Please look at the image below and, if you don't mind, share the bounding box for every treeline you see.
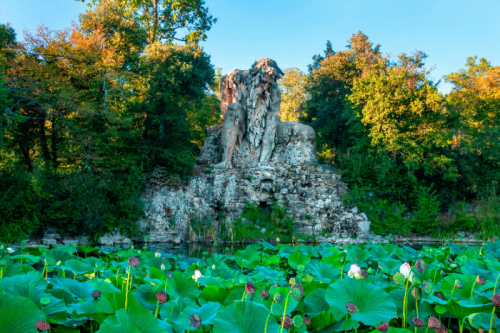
[0,0,220,242]
[280,32,500,237]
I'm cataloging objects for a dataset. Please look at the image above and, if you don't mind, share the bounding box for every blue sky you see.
[1,0,499,94]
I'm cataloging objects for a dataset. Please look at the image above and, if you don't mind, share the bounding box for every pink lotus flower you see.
[348,264,362,279]
[400,262,413,282]
[192,270,203,281]
[155,252,161,258]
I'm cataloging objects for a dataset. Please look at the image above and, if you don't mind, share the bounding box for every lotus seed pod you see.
[428,316,442,329]
[421,280,433,295]
[303,316,311,326]
[479,328,485,333]
[244,292,253,301]
[393,272,406,286]
[91,290,102,299]
[492,293,500,307]
[273,283,279,288]
[274,292,283,303]
[414,259,425,273]
[412,317,425,327]
[167,273,172,279]
[436,328,448,333]
[189,314,201,328]
[291,283,304,301]
[260,290,270,299]
[454,280,464,289]
[128,256,140,268]
[376,322,389,332]
[411,286,422,300]
[468,313,483,329]
[156,291,167,304]
[436,292,444,300]
[476,275,485,285]
[281,315,293,329]
[245,282,256,294]
[293,315,303,327]
[361,269,368,279]
[36,321,50,332]
[346,302,357,314]
[298,265,305,272]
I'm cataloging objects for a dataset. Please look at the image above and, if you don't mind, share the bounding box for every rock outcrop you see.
[96,58,371,245]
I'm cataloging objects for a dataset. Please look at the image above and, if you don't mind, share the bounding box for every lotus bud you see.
[274,292,283,303]
[413,317,425,327]
[298,265,305,272]
[91,290,102,299]
[476,275,485,285]
[347,264,361,278]
[493,293,500,308]
[36,321,51,332]
[346,302,357,314]
[411,286,422,300]
[56,261,61,266]
[289,277,296,285]
[303,316,311,326]
[161,263,166,271]
[167,273,172,279]
[245,282,256,294]
[376,322,389,332]
[281,315,293,329]
[128,256,140,268]
[428,316,442,329]
[189,314,201,328]
[192,270,203,282]
[156,291,167,304]
[414,259,425,273]
[367,267,375,274]
[212,264,216,270]
[454,280,464,289]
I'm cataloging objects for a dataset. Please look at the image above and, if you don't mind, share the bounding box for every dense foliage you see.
[0,0,219,242]
[301,32,500,237]
[1,240,500,332]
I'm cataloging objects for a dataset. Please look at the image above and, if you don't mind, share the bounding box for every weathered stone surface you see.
[96,58,368,245]
[133,162,371,244]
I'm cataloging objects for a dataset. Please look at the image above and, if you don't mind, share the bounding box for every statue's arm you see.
[259,83,281,163]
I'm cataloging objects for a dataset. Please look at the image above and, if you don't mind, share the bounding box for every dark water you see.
[111,240,481,258]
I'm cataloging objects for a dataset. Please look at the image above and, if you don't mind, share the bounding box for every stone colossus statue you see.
[213,58,316,169]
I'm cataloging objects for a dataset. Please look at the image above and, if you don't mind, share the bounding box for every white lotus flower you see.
[400,262,413,282]
[347,264,361,278]
[192,270,203,282]
[155,252,161,258]
[7,247,14,254]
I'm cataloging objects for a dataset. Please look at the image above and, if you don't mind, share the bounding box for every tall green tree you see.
[278,67,307,122]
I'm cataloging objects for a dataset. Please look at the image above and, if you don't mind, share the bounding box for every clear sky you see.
[1,0,499,94]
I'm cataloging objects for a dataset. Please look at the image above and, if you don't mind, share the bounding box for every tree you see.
[278,67,307,122]
[301,31,383,161]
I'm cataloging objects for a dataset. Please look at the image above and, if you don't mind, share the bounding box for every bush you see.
[0,167,40,243]
[343,187,410,235]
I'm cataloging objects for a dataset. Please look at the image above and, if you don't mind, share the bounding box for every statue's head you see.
[250,58,284,82]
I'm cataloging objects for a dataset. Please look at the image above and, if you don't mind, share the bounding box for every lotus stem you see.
[155,299,159,318]
[0,267,2,279]
[432,256,438,284]
[448,285,457,328]
[471,280,477,300]
[280,293,291,333]
[403,277,410,328]
[489,272,500,333]
[340,261,346,279]
[125,268,131,311]
[241,291,246,301]
[264,300,275,333]
[170,298,179,324]
[416,298,419,318]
